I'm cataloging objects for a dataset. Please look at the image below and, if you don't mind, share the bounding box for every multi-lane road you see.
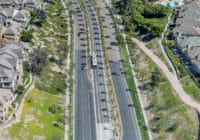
[73,0,141,140]
[84,1,113,139]
[73,1,96,140]
[96,0,141,140]
[85,0,110,124]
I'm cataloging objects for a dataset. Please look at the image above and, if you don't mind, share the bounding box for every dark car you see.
[82,66,87,70]
[128,104,134,107]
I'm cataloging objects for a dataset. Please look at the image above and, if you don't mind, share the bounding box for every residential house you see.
[23,0,40,8]
[0,0,23,9]
[13,9,31,28]
[0,9,30,28]
[0,92,13,121]
[3,25,20,42]
[0,43,25,121]
[0,9,16,27]
[173,0,200,75]
[0,11,7,26]
[0,49,20,89]
[0,26,7,46]
[5,42,30,60]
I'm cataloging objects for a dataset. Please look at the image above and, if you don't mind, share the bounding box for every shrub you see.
[49,56,56,62]
[20,30,33,42]
[48,104,60,114]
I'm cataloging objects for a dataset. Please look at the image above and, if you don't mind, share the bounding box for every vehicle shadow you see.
[198,112,200,140]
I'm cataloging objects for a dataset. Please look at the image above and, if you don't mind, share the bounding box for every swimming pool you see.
[162,1,179,7]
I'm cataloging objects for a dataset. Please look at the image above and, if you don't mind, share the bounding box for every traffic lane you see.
[89,88,97,140]
[75,66,94,140]
[96,44,110,123]
[98,1,141,139]
[82,77,93,140]
[86,1,101,123]
[75,45,96,140]
[74,50,85,140]
[97,68,109,123]
[110,61,140,140]
[86,3,110,123]
[74,6,96,140]
[118,64,140,140]
[93,69,102,123]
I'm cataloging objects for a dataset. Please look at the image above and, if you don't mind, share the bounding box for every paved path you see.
[158,13,178,79]
[60,0,71,139]
[0,75,34,131]
[124,34,200,112]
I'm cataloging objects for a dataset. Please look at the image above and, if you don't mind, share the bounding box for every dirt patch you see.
[32,135,45,140]
[24,115,36,124]
[50,64,65,73]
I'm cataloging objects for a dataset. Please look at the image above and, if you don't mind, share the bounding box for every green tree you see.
[48,104,61,114]
[17,85,25,94]
[20,30,33,42]
[150,67,162,87]
[30,47,48,75]
[150,23,163,37]
[30,9,46,27]
[143,5,169,18]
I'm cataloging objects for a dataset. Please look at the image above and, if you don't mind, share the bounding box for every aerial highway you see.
[96,0,141,140]
[84,0,113,139]
[73,0,140,139]
[85,0,110,124]
[72,1,96,140]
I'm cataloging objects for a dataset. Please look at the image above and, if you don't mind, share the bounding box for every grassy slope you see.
[130,44,198,140]
[4,0,68,139]
[163,31,200,102]
[181,76,200,101]
[6,89,64,140]
[35,66,66,95]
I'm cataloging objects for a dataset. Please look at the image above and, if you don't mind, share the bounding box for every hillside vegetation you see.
[115,0,170,39]
[126,37,198,140]
[1,0,68,139]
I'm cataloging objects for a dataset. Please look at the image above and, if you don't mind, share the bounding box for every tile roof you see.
[173,0,200,69]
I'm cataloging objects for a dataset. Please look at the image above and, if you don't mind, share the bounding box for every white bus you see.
[91,51,97,68]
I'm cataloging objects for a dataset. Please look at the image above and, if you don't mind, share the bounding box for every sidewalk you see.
[60,0,71,140]
[0,74,34,130]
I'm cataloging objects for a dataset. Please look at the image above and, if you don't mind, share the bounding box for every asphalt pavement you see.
[73,1,96,140]
[85,0,110,124]
[96,1,141,140]
[84,1,113,139]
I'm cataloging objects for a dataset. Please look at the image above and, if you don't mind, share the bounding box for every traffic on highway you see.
[73,1,96,140]
[72,0,141,140]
